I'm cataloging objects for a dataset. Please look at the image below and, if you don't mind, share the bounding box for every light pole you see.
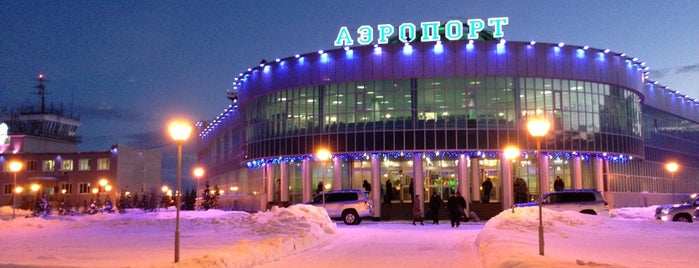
[9,161,23,219]
[193,167,204,209]
[527,117,551,256]
[665,161,679,202]
[316,148,331,192]
[504,146,520,212]
[168,120,192,263]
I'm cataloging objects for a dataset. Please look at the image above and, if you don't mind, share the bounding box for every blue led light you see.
[403,43,413,55]
[466,40,474,50]
[433,41,443,54]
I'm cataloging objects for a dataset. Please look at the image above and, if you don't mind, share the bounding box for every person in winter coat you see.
[428,192,444,224]
[446,192,461,227]
[412,194,424,226]
[362,180,372,194]
[482,178,493,203]
[554,176,565,191]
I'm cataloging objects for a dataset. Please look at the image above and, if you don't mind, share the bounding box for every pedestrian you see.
[408,178,414,202]
[456,191,467,221]
[412,194,424,226]
[384,179,393,203]
[429,192,443,224]
[514,177,529,203]
[447,192,461,227]
[482,178,493,203]
[316,181,324,194]
[554,176,565,191]
[362,180,372,194]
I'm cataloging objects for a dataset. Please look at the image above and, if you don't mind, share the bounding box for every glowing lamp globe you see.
[666,162,679,173]
[9,161,23,172]
[527,118,551,137]
[168,120,192,141]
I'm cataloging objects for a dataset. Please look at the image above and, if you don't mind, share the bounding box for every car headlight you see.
[660,208,670,215]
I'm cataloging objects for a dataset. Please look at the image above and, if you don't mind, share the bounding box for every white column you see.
[594,157,605,192]
[333,157,342,191]
[371,155,381,218]
[501,154,513,210]
[471,156,481,202]
[280,161,289,204]
[458,154,470,211]
[539,155,550,194]
[413,153,424,215]
[572,156,583,189]
[302,158,312,202]
[265,164,274,205]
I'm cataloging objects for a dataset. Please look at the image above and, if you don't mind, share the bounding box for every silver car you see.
[515,189,610,216]
[655,193,699,222]
[309,189,374,225]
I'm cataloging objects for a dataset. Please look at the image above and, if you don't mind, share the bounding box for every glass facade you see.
[242,77,642,159]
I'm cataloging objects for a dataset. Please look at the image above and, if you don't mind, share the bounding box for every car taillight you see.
[604,201,609,208]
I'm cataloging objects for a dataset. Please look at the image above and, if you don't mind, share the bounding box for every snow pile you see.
[174,205,336,268]
[477,206,697,268]
[0,205,336,268]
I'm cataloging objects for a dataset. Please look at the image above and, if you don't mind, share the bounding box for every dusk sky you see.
[1,1,697,186]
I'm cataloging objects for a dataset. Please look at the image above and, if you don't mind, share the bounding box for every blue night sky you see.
[1,0,697,187]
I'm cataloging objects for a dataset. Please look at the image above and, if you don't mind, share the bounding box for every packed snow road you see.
[257,221,484,268]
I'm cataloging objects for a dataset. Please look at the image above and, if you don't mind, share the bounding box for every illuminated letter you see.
[488,17,509,38]
[420,21,440,42]
[334,26,353,46]
[357,25,374,45]
[467,19,485,39]
[377,24,394,44]
[398,23,416,43]
[444,20,463,40]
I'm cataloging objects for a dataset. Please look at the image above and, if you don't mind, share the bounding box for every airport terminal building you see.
[196,25,699,218]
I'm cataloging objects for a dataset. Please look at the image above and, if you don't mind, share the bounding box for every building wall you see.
[197,40,699,212]
[1,145,162,211]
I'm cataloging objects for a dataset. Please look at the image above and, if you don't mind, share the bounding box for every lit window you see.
[97,158,110,170]
[79,183,91,194]
[79,159,91,171]
[62,159,74,171]
[42,160,55,172]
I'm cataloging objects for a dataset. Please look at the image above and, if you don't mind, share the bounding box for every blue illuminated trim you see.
[244,151,630,168]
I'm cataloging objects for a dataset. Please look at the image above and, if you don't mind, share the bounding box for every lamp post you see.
[504,146,520,212]
[665,161,679,202]
[316,148,331,192]
[527,117,551,256]
[9,161,23,219]
[168,120,192,263]
[193,167,204,209]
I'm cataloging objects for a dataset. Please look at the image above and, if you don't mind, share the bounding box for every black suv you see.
[308,189,374,225]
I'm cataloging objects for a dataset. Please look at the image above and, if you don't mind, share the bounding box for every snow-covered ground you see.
[0,205,696,268]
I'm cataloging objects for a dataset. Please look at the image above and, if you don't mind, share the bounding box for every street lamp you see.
[9,161,23,219]
[193,167,204,209]
[527,117,551,256]
[502,146,520,213]
[168,120,192,263]
[316,148,331,192]
[666,161,679,202]
[99,178,108,202]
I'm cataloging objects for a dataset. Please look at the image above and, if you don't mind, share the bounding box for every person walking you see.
[446,192,460,227]
[412,194,424,225]
[554,176,565,191]
[456,191,467,221]
[316,181,324,194]
[482,178,493,203]
[429,192,443,224]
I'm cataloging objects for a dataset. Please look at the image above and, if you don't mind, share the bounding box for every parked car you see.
[515,189,610,216]
[308,189,374,225]
[655,193,699,223]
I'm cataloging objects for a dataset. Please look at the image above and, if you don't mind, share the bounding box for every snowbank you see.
[477,206,697,268]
